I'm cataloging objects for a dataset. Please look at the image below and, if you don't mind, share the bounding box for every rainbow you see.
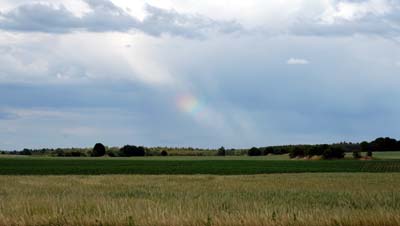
[176,93,205,118]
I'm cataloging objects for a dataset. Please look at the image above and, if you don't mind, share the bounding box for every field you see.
[1,157,400,175]
[0,173,399,226]
[1,155,400,226]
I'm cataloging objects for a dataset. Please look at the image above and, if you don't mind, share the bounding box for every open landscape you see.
[2,0,400,225]
[1,148,400,226]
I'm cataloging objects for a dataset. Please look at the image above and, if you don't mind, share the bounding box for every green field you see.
[1,157,400,175]
[0,173,399,226]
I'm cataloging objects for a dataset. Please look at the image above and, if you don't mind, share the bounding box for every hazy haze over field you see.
[0,0,400,149]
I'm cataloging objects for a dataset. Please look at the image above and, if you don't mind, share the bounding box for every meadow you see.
[0,173,399,226]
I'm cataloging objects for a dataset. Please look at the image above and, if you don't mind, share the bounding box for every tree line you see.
[1,137,399,158]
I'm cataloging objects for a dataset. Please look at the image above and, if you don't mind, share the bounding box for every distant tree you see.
[248,147,262,156]
[360,141,370,152]
[92,143,106,157]
[263,147,274,155]
[217,146,226,156]
[119,145,145,157]
[1,151,6,155]
[161,150,168,156]
[107,150,117,157]
[137,146,145,156]
[367,150,373,158]
[352,151,361,159]
[20,149,32,155]
[70,151,83,157]
[289,147,306,158]
[368,137,399,151]
[322,146,345,159]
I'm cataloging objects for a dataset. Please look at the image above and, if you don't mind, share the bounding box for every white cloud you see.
[320,0,394,24]
[287,58,310,65]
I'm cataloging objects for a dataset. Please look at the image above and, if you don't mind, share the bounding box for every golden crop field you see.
[0,173,399,226]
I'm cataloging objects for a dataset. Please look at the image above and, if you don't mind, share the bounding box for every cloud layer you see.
[0,0,242,38]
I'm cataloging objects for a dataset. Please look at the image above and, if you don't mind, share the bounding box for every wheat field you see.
[0,173,399,226]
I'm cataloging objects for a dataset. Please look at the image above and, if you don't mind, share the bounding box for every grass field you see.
[0,173,399,226]
[1,157,400,175]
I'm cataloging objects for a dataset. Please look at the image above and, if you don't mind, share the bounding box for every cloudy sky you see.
[0,0,400,150]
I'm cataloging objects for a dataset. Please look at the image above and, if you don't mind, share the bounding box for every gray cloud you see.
[0,0,398,38]
[0,0,242,38]
[139,4,242,38]
[290,0,400,37]
[292,16,400,37]
[0,111,19,120]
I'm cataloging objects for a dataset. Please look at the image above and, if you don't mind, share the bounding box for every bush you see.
[161,150,168,156]
[92,143,106,157]
[70,151,84,157]
[217,146,226,156]
[353,151,361,159]
[248,147,261,156]
[367,151,373,157]
[20,149,32,155]
[289,147,306,158]
[107,150,117,157]
[263,147,274,155]
[306,145,327,156]
[322,147,345,159]
[119,145,145,157]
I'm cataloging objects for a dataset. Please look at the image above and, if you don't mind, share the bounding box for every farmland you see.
[0,173,399,226]
[1,157,400,175]
[1,155,400,226]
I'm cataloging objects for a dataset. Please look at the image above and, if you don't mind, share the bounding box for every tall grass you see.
[0,173,399,226]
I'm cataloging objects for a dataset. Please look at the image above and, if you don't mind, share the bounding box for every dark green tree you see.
[20,149,32,155]
[263,147,274,155]
[360,141,370,152]
[92,143,106,157]
[289,147,306,158]
[248,147,261,156]
[119,145,145,157]
[217,146,226,156]
[352,151,361,159]
[322,147,345,159]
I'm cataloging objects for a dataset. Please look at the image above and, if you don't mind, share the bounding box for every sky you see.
[0,0,400,150]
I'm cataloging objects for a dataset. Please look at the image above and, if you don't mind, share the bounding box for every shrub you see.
[107,150,117,157]
[289,147,305,158]
[306,145,327,156]
[367,151,373,157]
[70,151,84,157]
[353,151,361,159]
[217,146,226,156]
[161,150,168,156]
[92,143,106,157]
[263,147,274,155]
[248,147,261,156]
[119,145,145,157]
[20,149,32,155]
[322,147,345,159]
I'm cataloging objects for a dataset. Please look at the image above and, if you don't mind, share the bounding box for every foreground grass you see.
[0,173,399,226]
[1,157,400,175]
